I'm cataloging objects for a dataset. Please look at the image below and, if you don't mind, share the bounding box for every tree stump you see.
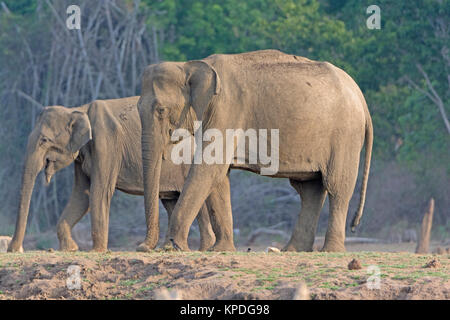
[415,198,434,254]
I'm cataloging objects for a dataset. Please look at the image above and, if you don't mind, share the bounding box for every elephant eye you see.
[155,106,168,118]
[156,106,166,114]
[39,136,51,146]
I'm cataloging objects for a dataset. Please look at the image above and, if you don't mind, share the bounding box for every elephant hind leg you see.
[283,178,327,252]
[161,198,177,247]
[162,199,216,251]
[196,204,216,251]
[321,150,360,252]
[57,163,90,252]
[57,203,89,252]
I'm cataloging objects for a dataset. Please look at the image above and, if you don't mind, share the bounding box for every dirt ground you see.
[0,243,448,300]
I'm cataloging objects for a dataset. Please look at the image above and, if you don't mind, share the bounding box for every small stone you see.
[348,258,363,270]
[47,248,54,253]
[266,247,281,253]
[423,259,441,269]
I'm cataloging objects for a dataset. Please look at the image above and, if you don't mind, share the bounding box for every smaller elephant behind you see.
[8,96,229,252]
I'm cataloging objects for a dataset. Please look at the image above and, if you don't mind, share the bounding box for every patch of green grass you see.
[257,275,277,282]
[263,284,277,290]
[218,267,231,271]
[420,271,450,279]
[392,274,410,280]
[345,282,359,288]
[233,268,262,275]
[319,282,342,290]
[119,279,142,286]
[122,292,134,299]
[251,286,267,292]
[136,283,157,293]
[279,271,304,278]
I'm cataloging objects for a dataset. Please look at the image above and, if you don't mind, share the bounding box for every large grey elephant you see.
[138,49,373,252]
[7,96,225,253]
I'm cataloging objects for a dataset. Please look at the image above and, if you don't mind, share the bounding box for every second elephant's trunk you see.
[8,147,43,252]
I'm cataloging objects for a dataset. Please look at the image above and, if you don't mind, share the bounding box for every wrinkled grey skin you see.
[138,50,373,252]
[8,97,217,253]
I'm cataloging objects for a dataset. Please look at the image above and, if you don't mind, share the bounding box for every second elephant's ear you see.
[184,60,221,121]
[68,111,92,153]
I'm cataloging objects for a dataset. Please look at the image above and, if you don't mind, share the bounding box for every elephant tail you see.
[351,111,373,232]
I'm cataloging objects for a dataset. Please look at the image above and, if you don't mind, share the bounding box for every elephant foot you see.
[321,242,346,252]
[136,242,155,252]
[198,238,216,252]
[90,246,108,253]
[282,242,297,252]
[169,238,190,251]
[282,240,314,252]
[198,244,212,252]
[59,238,79,252]
[159,243,177,252]
[7,242,24,253]
[208,240,236,252]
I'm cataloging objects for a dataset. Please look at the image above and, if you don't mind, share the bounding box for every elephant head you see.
[8,106,91,252]
[137,60,220,249]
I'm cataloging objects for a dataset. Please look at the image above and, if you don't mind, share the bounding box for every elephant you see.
[137,49,373,252]
[7,96,226,253]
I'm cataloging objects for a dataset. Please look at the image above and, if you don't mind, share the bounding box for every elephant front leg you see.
[205,175,235,252]
[89,168,117,252]
[57,162,90,252]
[168,163,230,251]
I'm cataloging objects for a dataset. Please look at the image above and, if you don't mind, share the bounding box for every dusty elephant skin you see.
[138,49,373,252]
[8,96,225,253]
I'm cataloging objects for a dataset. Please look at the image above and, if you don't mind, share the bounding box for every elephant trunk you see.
[140,119,164,249]
[8,146,43,252]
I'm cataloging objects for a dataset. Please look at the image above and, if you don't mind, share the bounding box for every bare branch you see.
[14,90,44,110]
[404,64,450,136]
[416,63,450,135]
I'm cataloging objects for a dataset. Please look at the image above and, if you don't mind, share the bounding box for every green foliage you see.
[1,0,37,15]
[144,0,450,175]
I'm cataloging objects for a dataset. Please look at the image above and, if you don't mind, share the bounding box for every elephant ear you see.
[184,60,221,123]
[68,111,92,153]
